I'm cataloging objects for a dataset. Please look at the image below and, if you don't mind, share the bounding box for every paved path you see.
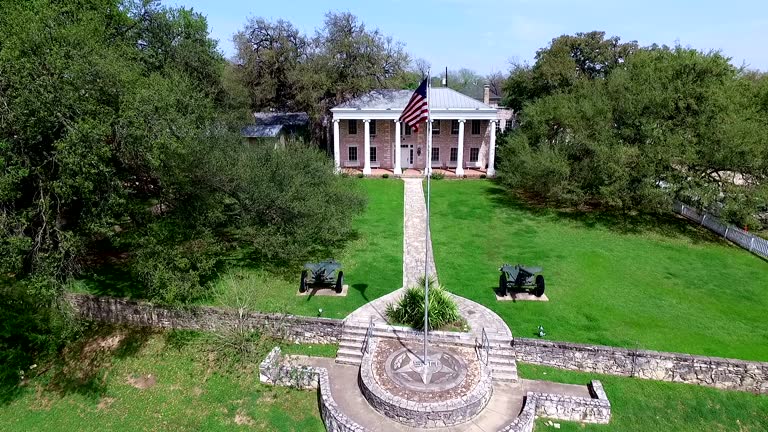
[403,177,437,288]
[345,178,511,339]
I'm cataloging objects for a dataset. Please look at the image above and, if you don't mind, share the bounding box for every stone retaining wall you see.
[514,338,768,394]
[67,293,768,394]
[259,347,364,432]
[498,382,610,432]
[66,293,342,345]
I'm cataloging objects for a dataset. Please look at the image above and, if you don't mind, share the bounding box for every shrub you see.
[357,173,365,178]
[480,174,487,179]
[430,172,445,180]
[385,276,463,330]
[382,173,389,178]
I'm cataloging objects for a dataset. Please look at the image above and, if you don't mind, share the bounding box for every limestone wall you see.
[258,347,365,432]
[66,293,342,345]
[514,338,768,394]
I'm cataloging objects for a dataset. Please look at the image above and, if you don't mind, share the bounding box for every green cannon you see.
[300,259,344,293]
[499,264,545,297]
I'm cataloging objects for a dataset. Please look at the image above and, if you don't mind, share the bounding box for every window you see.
[432,120,440,135]
[348,120,357,135]
[471,120,481,135]
[469,147,479,162]
[451,120,460,135]
[449,147,458,162]
[348,146,358,162]
[369,120,376,136]
[370,146,377,162]
[431,147,440,162]
[404,123,412,136]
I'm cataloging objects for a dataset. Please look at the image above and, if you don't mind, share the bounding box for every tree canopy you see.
[233,12,411,142]
[0,0,365,386]
[499,39,768,227]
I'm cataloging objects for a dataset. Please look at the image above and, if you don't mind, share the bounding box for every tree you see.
[0,0,366,383]
[499,44,768,226]
[233,12,411,144]
[502,31,638,110]
[233,18,308,111]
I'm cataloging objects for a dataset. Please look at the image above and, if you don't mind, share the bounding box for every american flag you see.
[398,78,429,132]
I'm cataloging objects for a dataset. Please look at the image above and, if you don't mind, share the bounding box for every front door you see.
[401,144,414,168]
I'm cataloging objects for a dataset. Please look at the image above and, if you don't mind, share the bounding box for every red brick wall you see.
[337,119,491,170]
[429,120,489,169]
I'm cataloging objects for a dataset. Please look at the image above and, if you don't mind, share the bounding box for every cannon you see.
[499,264,545,297]
[300,259,344,293]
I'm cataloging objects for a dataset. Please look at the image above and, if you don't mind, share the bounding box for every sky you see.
[168,0,768,75]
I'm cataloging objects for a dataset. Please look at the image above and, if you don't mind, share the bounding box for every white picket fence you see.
[673,202,768,260]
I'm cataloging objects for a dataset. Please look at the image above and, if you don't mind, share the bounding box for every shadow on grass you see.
[484,184,725,245]
[352,283,369,302]
[33,326,155,404]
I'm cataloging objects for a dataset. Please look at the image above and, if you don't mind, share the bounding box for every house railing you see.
[476,327,490,366]
[673,201,768,260]
[361,317,374,355]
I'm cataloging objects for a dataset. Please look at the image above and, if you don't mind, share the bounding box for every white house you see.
[330,86,502,177]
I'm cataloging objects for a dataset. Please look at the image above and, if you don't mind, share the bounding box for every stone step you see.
[341,327,512,347]
[491,371,519,382]
[335,347,363,365]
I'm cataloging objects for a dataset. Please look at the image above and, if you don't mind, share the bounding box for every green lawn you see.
[71,179,404,320]
[0,328,333,432]
[519,363,768,432]
[428,180,768,361]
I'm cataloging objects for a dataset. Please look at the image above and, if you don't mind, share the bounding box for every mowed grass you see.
[519,363,768,431]
[0,328,335,432]
[72,179,404,320]
[428,180,768,360]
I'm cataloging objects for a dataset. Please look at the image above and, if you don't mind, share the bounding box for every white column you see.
[455,119,465,177]
[394,120,402,175]
[363,119,372,175]
[487,120,497,177]
[332,119,341,172]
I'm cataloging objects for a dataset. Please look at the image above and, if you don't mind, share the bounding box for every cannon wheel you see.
[335,271,344,293]
[533,275,545,297]
[499,274,508,296]
[299,270,308,293]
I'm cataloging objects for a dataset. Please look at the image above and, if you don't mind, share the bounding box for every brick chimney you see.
[483,84,490,105]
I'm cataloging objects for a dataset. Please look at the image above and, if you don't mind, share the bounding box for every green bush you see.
[430,172,445,180]
[479,174,487,179]
[382,173,389,178]
[385,276,463,330]
[357,173,365,178]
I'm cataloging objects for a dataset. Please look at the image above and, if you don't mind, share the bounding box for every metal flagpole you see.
[423,72,432,368]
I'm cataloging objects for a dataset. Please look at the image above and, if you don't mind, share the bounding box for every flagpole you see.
[423,71,432,369]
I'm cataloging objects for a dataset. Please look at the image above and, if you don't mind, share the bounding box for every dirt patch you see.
[234,410,255,426]
[126,374,157,389]
[97,397,116,410]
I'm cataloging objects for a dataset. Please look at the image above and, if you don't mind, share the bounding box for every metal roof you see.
[332,88,494,111]
[241,124,285,138]
[242,112,309,138]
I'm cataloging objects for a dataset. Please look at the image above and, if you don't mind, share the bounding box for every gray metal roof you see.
[333,88,494,111]
[242,124,285,138]
[242,112,309,138]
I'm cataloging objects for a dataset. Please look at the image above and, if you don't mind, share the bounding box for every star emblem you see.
[393,351,456,385]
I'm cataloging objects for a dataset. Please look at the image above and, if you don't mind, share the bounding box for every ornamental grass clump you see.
[385,276,464,330]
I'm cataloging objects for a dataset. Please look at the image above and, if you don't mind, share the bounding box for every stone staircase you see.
[336,320,518,382]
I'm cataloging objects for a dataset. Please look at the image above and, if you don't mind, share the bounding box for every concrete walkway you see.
[403,177,437,288]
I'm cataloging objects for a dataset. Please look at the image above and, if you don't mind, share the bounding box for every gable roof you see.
[332,88,494,111]
[242,112,309,138]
